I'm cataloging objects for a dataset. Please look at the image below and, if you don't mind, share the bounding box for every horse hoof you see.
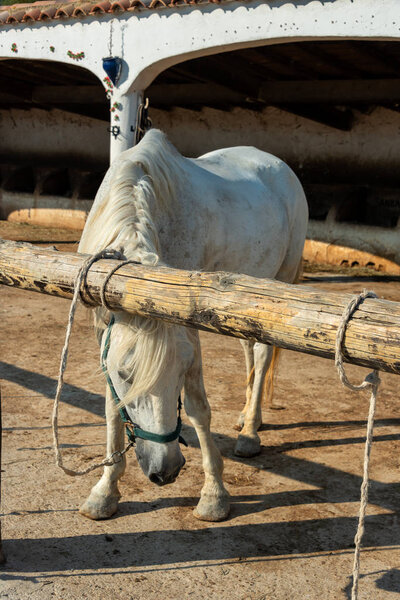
[234,434,261,457]
[193,495,230,522]
[79,493,119,520]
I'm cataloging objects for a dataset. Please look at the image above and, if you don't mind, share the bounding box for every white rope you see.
[52,249,134,477]
[335,289,381,600]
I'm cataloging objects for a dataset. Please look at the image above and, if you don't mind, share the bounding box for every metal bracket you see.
[107,125,120,139]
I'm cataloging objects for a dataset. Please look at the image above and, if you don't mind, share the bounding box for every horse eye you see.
[118,368,130,382]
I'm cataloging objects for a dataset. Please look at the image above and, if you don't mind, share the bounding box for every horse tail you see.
[264,346,281,407]
[245,347,281,407]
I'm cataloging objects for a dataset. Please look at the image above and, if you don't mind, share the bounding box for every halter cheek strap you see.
[101,315,187,447]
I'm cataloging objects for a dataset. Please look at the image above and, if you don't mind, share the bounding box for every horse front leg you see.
[184,333,230,522]
[79,386,126,520]
[234,342,273,457]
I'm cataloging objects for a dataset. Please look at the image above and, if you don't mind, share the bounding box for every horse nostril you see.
[149,472,164,486]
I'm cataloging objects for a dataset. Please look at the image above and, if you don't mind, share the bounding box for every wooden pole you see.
[0,239,399,375]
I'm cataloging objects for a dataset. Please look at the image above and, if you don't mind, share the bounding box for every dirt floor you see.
[1,224,400,599]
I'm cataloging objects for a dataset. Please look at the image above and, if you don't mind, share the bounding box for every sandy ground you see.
[1,227,400,599]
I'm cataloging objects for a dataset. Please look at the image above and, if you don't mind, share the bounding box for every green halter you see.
[101,315,187,446]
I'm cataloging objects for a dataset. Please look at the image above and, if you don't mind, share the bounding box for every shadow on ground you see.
[0,513,398,575]
[0,361,105,416]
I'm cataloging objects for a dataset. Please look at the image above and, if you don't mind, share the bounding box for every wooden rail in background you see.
[0,239,399,375]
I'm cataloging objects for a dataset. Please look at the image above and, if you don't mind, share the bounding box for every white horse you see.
[78,129,308,522]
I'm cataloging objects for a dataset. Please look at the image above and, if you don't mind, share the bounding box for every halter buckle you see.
[124,422,137,444]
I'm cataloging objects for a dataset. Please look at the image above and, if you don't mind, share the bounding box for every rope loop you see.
[334,289,381,600]
[335,289,378,392]
[79,248,123,307]
[99,258,141,311]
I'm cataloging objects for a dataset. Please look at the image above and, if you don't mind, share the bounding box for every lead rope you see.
[52,249,136,477]
[335,290,381,600]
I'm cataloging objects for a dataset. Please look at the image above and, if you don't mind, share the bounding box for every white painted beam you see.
[1,0,400,95]
[1,0,400,161]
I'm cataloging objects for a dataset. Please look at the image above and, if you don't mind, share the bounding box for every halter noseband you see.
[101,315,187,447]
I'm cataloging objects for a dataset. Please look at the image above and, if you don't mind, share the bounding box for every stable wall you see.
[2,104,400,184]
[2,104,400,263]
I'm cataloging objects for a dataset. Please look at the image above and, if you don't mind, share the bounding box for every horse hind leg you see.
[234,342,274,457]
[235,339,255,430]
[79,386,126,520]
[184,331,230,522]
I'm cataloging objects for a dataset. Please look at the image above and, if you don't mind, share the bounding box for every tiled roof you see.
[0,0,231,25]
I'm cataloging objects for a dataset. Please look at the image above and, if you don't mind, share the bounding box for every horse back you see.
[162,146,308,280]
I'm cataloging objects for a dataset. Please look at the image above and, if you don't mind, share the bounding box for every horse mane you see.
[79,129,185,403]
[79,129,184,260]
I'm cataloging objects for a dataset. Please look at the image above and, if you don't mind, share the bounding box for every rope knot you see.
[365,371,380,387]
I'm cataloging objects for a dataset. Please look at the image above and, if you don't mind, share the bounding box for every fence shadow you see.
[0,513,398,576]
[0,361,105,417]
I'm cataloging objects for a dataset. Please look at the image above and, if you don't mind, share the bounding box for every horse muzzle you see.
[135,439,186,486]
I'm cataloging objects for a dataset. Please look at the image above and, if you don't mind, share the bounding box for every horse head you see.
[103,313,194,486]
